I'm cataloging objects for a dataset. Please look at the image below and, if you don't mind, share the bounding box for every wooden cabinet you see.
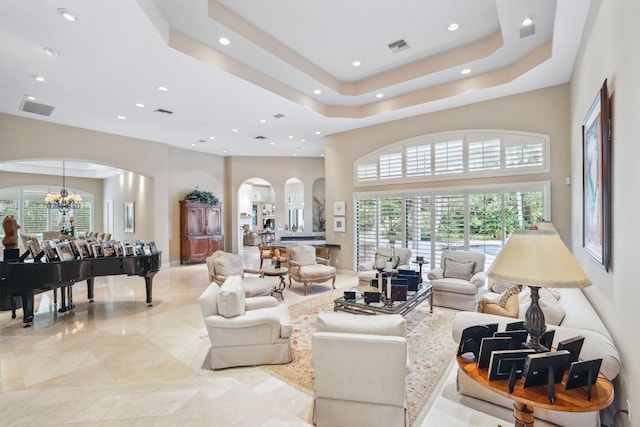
[180,201,224,264]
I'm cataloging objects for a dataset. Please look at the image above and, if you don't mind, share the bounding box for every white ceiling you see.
[0,0,591,161]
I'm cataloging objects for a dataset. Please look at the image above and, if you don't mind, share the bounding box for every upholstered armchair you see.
[198,276,293,370]
[427,250,487,310]
[288,244,336,295]
[242,225,261,246]
[206,251,274,297]
[357,246,412,286]
[312,312,409,427]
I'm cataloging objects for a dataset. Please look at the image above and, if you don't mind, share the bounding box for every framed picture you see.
[333,216,345,232]
[124,201,135,233]
[333,200,346,216]
[55,241,75,261]
[582,79,611,271]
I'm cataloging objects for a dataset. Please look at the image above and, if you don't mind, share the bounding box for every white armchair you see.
[198,276,293,370]
[288,244,336,295]
[206,250,274,297]
[312,312,409,427]
[427,250,487,310]
[357,246,412,286]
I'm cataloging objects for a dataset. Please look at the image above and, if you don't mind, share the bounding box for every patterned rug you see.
[263,287,458,425]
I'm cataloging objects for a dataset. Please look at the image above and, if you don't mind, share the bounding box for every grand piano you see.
[0,252,162,326]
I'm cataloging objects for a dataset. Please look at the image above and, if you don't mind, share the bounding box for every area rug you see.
[263,287,459,425]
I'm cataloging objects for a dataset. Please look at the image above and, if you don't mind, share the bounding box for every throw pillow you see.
[217,276,246,318]
[443,259,476,280]
[489,279,512,294]
[477,285,521,318]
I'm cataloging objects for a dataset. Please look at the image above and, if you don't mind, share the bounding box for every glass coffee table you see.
[334,283,433,316]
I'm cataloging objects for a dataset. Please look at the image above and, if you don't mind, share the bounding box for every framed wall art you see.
[334,217,346,233]
[582,79,611,271]
[124,201,135,233]
[333,200,346,216]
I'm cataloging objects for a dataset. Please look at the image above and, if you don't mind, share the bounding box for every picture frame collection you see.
[22,235,158,263]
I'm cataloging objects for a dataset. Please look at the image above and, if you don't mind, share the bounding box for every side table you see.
[412,259,429,283]
[262,266,288,299]
[457,355,613,427]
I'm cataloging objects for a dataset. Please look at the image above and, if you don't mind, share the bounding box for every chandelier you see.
[44,161,83,215]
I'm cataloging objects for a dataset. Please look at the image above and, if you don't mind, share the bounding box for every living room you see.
[1,1,638,426]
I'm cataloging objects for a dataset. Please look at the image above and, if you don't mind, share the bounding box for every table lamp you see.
[486,223,591,352]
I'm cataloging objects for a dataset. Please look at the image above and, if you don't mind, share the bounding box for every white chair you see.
[206,251,274,298]
[427,250,487,310]
[288,244,336,295]
[357,246,412,286]
[312,312,409,427]
[198,276,293,370]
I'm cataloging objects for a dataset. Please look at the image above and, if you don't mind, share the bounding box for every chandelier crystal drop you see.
[44,161,82,215]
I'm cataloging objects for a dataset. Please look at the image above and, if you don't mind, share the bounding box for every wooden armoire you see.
[179,200,224,264]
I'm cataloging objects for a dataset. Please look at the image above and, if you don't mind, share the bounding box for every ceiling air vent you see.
[254,136,268,140]
[387,39,410,53]
[272,113,285,119]
[520,25,536,39]
[20,99,54,116]
[154,108,173,115]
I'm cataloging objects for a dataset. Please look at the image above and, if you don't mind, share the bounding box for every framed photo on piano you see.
[55,241,75,261]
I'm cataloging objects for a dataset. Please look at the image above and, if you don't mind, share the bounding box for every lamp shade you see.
[487,228,591,289]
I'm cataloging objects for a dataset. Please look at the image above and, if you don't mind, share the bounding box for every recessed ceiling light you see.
[376,93,384,98]
[315,131,322,135]
[288,135,294,139]
[26,95,36,101]
[300,139,306,142]
[461,68,471,75]
[32,74,45,82]
[352,60,361,67]
[259,119,267,123]
[157,86,168,92]
[232,128,239,132]
[219,37,230,45]
[42,47,60,57]
[313,89,322,95]
[57,8,77,22]
[222,149,227,153]
[191,143,196,147]
[270,142,275,145]
[448,23,459,31]
[522,17,534,26]
[117,115,126,120]
[209,136,216,140]
[135,103,144,108]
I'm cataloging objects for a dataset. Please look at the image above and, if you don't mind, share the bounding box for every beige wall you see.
[570,0,639,423]
[0,113,227,264]
[226,156,325,253]
[325,84,572,271]
[103,172,154,243]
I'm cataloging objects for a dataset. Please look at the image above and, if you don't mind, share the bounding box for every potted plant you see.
[185,187,219,205]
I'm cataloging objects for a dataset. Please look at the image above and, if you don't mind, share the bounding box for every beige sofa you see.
[312,312,409,427]
[452,285,620,426]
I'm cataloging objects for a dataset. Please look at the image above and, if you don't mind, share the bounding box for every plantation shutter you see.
[405,195,432,260]
[356,197,378,269]
[356,162,377,182]
[505,134,544,168]
[379,151,403,179]
[468,136,501,172]
[405,144,431,177]
[433,194,465,265]
[434,139,463,175]
[468,192,503,264]
[73,202,92,235]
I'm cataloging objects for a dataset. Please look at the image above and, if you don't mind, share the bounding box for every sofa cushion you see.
[291,244,317,266]
[317,312,406,337]
[431,278,480,295]
[299,264,336,279]
[212,252,244,278]
[477,285,521,318]
[217,276,246,318]
[489,279,512,294]
[443,259,476,280]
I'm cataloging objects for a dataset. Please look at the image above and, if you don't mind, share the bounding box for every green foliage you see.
[185,187,218,205]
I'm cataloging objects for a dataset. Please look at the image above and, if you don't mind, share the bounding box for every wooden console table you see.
[457,355,613,427]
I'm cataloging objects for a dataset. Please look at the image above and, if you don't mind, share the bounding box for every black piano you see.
[0,252,162,326]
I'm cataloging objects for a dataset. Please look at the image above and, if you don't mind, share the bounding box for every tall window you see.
[355,183,548,271]
[0,186,94,241]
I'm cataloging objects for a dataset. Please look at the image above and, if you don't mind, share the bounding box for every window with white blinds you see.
[0,186,94,240]
[355,182,547,272]
[354,130,549,185]
[379,152,402,179]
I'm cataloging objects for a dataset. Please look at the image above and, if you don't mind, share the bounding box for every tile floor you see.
[0,248,541,426]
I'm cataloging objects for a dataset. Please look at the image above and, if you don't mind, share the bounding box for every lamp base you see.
[524,286,549,353]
